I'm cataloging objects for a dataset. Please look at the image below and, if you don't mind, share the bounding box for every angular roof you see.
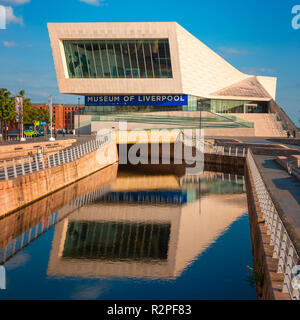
[48,21,277,99]
[210,76,272,99]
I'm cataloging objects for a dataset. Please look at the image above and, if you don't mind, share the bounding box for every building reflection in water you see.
[0,163,118,265]
[47,168,247,280]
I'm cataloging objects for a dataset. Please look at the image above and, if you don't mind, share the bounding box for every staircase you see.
[233,114,285,137]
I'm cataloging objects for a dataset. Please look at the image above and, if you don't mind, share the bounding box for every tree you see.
[20,91,49,125]
[0,88,16,141]
[0,89,52,141]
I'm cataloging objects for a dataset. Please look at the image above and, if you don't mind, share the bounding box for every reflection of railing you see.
[0,133,112,181]
[0,185,111,265]
[180,172,245,188]
[247,150,300,300]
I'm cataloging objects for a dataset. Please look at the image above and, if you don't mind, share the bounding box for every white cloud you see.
[242,67,276,75]
[79,0,106,6]
[4,6,23,25]
[3,40,16,47]
[0,0,30,5]
[219,46,251,55]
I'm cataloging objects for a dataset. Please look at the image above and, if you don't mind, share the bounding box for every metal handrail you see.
[0,132,112,181]
[177,130,247,157]
[247,150,300,300]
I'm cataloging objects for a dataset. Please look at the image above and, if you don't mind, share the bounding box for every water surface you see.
[0,164,256,300]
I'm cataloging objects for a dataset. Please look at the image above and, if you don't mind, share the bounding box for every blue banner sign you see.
[100,191,188,205]
[85,94,188,107]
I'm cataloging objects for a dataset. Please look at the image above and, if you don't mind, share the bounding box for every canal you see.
[0,163,256,300]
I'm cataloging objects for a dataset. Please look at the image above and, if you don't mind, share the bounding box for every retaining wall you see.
[0,163,118,250]
[0,141,118,218]
[245,157,291,300]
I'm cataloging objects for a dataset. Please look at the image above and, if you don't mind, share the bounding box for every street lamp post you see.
[49,95,55,141]
[16,96,26,142]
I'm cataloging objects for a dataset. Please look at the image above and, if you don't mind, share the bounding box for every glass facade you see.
[76,96,269,116]
[199,99,269,114]
[63,40,173,79]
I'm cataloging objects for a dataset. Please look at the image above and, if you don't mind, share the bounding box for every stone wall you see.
[0,163,118,250]
[0,141,118,218]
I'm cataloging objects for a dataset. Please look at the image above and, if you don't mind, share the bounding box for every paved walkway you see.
[212,136,300,249]
[254,154,300,250]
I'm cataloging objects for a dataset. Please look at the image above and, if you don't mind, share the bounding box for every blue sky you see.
[0,0,299,122]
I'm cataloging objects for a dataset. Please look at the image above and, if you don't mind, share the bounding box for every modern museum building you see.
[48,22,297,136]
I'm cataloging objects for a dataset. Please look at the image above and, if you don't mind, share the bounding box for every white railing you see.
[0,133,112,181]
[247,150,300,300]
[178,131,246,157]
[205,143,246,157]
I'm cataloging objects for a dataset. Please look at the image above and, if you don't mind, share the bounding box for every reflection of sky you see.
[0,170,256,300]
[5,252,30,270]
[70,282,108,300]
[0,214,256,300]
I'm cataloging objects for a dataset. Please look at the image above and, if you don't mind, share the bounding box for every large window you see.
[63,40,173,79]
[199,99,269,114]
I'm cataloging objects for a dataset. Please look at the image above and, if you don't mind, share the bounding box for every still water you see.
[0,163,256,300]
